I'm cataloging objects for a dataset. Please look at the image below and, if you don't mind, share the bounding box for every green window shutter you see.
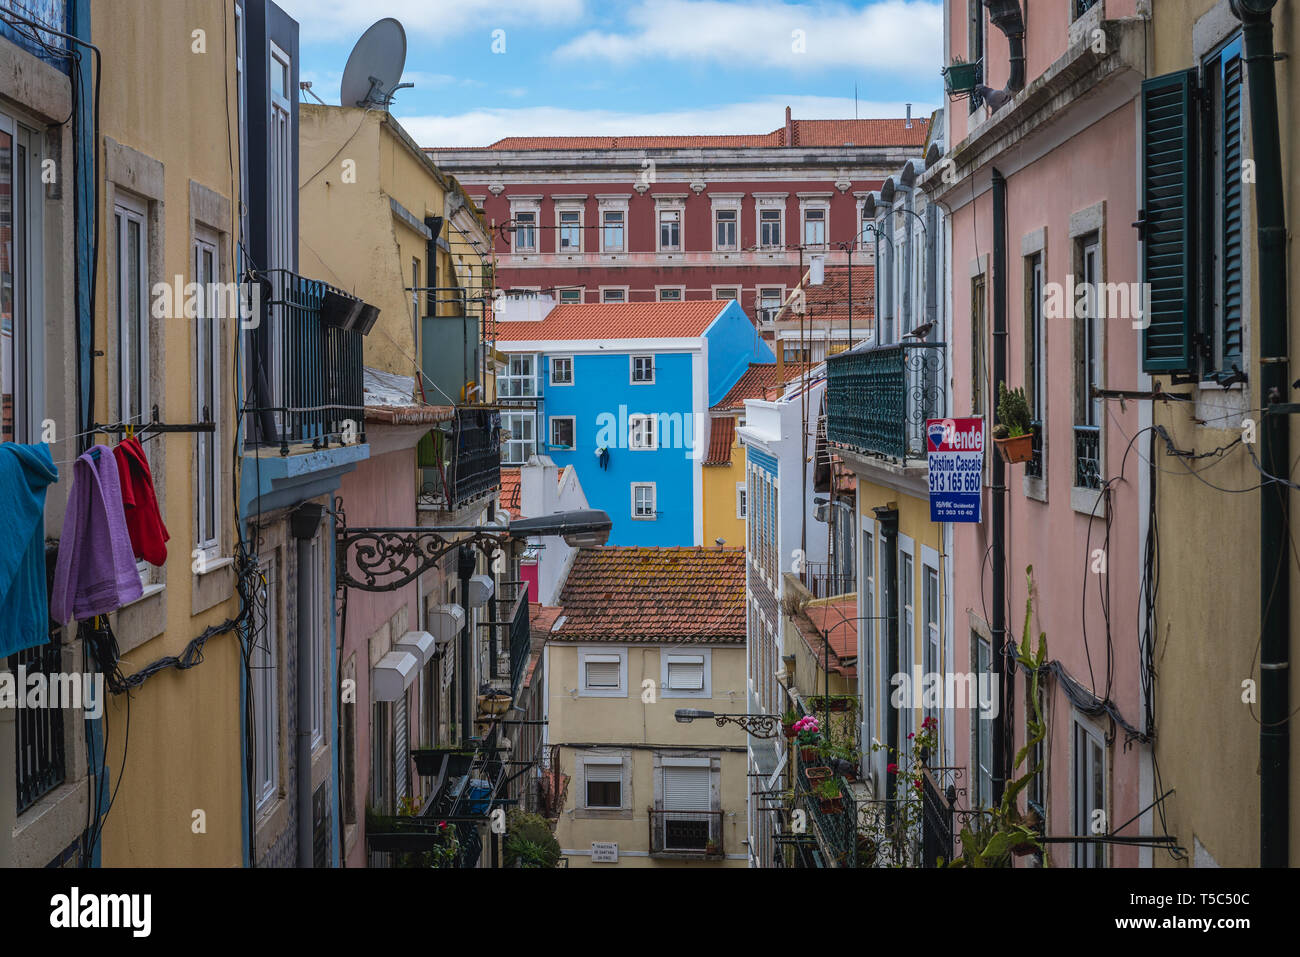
[1221,47,1245,368]
[1141,69,1199,373]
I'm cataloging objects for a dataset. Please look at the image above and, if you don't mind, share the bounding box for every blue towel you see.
[0,442,58,658]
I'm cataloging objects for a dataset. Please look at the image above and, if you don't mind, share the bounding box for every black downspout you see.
[875,506,900,804]
[457,545,477,747]
[991,168,1009,805]
[1230,0,1289,868]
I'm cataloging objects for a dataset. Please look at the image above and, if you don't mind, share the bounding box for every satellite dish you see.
[340,18,413,109]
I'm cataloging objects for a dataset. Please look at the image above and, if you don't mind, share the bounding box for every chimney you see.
[784,105,793,146]
[905,103,913,128]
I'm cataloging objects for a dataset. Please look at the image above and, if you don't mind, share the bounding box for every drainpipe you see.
[874,505,899,801]
[457,545,477,746]
[990,168,1009,805]
[290,502,324,867]
[1230,0,1289,868]
[975,1,1027,112]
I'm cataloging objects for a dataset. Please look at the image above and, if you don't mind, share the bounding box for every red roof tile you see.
[499,467,521,517]
[494,301,729,342]
[551,546,745,642]
[800,264,876,326]
[529,603,564,635]
[704,416,735,466]
[712,362,813,411]
[798,599,859,679]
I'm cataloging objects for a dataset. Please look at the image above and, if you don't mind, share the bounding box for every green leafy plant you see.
[865,715,940,866]
[503,809,561,868]
[813,778,843,801]
[996,381,1032,438]
[948,566,1047,868]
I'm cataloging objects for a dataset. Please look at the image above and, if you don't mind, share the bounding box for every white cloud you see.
[554,0,942,73]
[279,0,586,44]
[403,94,938,148]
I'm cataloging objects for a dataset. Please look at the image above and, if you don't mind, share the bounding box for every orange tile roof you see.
[801,264,876,325]
[494,301,729,342]
[799,599,859,679]
[530,603,564,635]
[440,117,930,152]
[499,468,521,517]
[704,416,735,466]
[551,546,745,642]
[712,362,813,411]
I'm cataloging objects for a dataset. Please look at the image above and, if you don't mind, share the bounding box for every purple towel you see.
[51,445,144,622]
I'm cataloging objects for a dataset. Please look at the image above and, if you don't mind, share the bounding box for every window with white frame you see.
[579,647,627,696]
[632,482,657,519]
[558,208,582,251]
[657,287,683,302]
[500,353,538,398]
[601,287,626,303]
[1073,717,1108,867]
[1075,234,1102,491]
[549,415,575,450]
[922,562,940,732]
[550,355,573,386]
[583,756,624,808]
[558,288,582,304]
[0,115,40,445]
[759,207,783,248]
[512,208,538,251]
[862,528,875,741]
[662,650,709,696]
[194,231,222,562]
[601,208,625,251]
[973,633,994,808]
[115,192,150,434]
[658,207,682,250]
[715,207,738,250]
[899,545,915,746]
[758,287,783,322]
[254,554,279,810]
[803,205,827,248]
[714,287,739,301]
[658,757,714,850]
[629,414,657,450]
[736,483,746,519]
[631,355,655,383]
[501,411,536,465]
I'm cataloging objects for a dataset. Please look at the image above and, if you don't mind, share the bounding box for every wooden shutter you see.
[663,764,711,811]
[1221,46,1245,368]
[1141,69,1198,373]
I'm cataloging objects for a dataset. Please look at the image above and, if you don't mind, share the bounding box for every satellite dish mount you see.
[340,18,412,110]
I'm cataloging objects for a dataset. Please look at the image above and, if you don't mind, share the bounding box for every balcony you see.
[11,634,65,815]
[419,406,502,511]
[481,580,532,699]
[246,269,366,455]
[798,561,855,599]
[649,809,725,859]
[826,341,946,465]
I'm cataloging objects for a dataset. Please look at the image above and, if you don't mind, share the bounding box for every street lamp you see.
[674,708,781,739]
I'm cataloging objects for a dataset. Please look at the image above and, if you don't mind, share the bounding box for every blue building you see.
[496,299,773,546]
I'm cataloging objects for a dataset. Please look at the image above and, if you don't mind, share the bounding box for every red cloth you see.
[113,436,169,566]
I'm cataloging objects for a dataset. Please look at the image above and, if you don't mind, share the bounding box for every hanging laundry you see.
[0,442,59,658]
[51,444,143,623]
[113,435,169,565]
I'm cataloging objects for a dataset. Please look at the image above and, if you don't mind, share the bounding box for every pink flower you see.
[907,732,915,740]
[887,763,899,775]
[914,781,922,790]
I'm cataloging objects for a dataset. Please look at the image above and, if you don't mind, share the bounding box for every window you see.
[115,194,150,432]
[194,233,221,561]
[308,536,326,747]
[758,287,783,323]
[601,209,625,251]
[550,355,573,386]
[803,206,827,248]
[632,482,657,519]
[370,701,390,812]
[601,287,626,303]
[714,287,738,301]
[968,0,986,114]
[715,208,738,250]
[579,648,627,696]
[0,117,38,445]
[629,414,657,450]
[899,547,915,746]
[760,207,782,248]
[1075,236,1102,490]
[254,555,279,810]
[1027,252,1045,480]
[922,564,940,732]
[549,415,575,450]
[657,287,683,302]
[971,274,987,416]
[500,353,537,398]
[973,634,993,808]
[659,758,713,851]
[862,529,875,740]
[584,758,623,809]
[558,288,582,304]
[558,209,582,251]
[501,411,536,465]
[736,483,747,519]
[659,208,681,250]
[513,209,537,251]
[631,355,655,383]
[662,650,710,696]
[1073,718,1107,867]
[1140,37,1245,381]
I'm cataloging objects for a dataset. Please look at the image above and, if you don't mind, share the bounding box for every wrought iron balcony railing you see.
[796,749,857,868]
[1074,424,1101,490]
[649,809,725,858]
[11,634,65,815]
[1026,420,1043,479]
[419,406,503,511]
[245,269,366,455]
[798,561,856,599]
[826,341,946,464]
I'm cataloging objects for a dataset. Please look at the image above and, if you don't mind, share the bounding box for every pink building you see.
[926,0,1151,866]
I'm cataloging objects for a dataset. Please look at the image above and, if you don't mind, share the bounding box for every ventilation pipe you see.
[975,0,1026,112]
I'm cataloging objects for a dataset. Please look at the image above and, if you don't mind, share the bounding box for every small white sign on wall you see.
[591,841,619,863]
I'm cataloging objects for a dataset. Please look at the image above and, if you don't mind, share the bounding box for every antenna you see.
[340,18,414,109]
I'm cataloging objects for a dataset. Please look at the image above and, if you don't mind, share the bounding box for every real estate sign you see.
[926,417,984,523]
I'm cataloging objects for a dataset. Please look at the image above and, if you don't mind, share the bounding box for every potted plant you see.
[943,54,982,97]
[792,715,822,762]
[993,381,1034,464]
[411,747,474,778]
[814,778,844,814]
[804,765,832,786]
[781,708,800,740]
[477,682,513,717]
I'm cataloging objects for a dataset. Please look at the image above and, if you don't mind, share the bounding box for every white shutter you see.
[585,658,620,689]
[663,765,711,811]
[584,762,622,783]
[393,693,408,801]
[667,656,704,690]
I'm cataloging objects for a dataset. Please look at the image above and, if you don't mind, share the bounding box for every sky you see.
[279,0,944,147]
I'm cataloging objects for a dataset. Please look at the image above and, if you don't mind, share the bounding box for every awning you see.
[467,574,495,607]
[395,630,437,667]
[428,603,465,643]
[371,650,419,702]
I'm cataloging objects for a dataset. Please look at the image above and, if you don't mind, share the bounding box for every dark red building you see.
[428,107,929,324]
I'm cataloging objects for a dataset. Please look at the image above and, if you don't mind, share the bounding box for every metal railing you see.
[1026,419,1043,479]
[920,767,956,868]
[1074,0,1101,17]
[1074,425,1101,490]
[11,635,66,815]
[648,809,724,858]
[420,407,502,510]
[796,749,857,867]
[799,561,855,599]
[826,341,946,463]
[246,269,365,455]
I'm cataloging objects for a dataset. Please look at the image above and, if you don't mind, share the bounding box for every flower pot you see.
[994,433,1034,464]
[782,722,797,739]
[818,797,844,814]
[805,766,832,785]
[477,693,512,716]
[411,748,474,778]
[799,747,820,763]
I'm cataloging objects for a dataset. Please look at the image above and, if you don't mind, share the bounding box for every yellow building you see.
[544,546,749,867]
